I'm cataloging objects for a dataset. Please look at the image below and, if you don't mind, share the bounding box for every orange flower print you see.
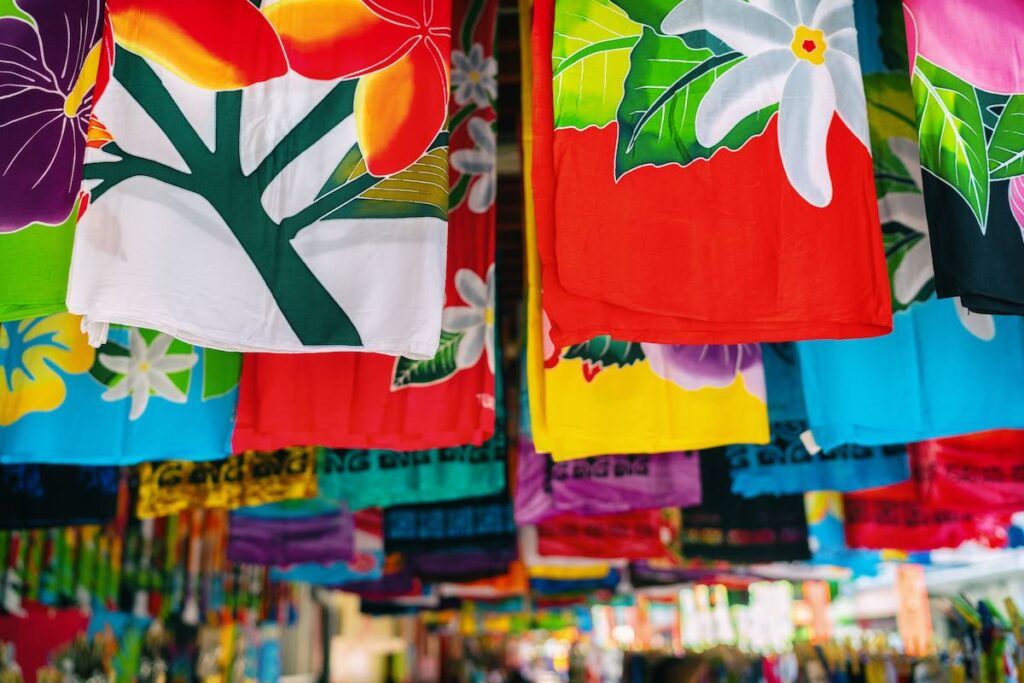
[265,0,451,176]
[105,0,450,178]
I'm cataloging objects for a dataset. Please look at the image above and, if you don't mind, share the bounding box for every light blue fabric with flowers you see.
[0,318,239,464]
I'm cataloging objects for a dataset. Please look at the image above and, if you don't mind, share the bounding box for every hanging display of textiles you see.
[726,421,909,498]
[803,492,888,578]
[270,510,385,587]
[135,448,319,519]
[913,431,1024,515]
[66,0,453,354]
[317,428,506,511]
[232,0,499,452]
[514,435,701,524]
[535,510,674,561]
[843,479,1010,552]
[530,0,891,347]
[0,0,103,322]
[796,0,1024,451]
[227,500,355,567]
[383,494,516,554]
[902,0,1024,315]
[313,362,507,510]
[733,342,910,496]
[519,0,770,462]
[0,465,120,529]
[405,544,519,583]
[681,450,811,563]
[0,316,239,464]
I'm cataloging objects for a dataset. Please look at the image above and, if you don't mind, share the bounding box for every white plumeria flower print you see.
[662,0,870,207]
[451,117,496,214]
[882,137,994,341]
[451,43,498,108]
[441,264,496,372]
[99,330,198,420]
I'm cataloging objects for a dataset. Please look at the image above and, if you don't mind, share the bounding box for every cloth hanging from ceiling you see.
[135,449,319,519]
[795,0,1024,452]
[0,315,239,464]
[0,464,120,529]
[0,0,103,322]
[901,0,1024,315]
[530,0,891,347]
[514,435,701,524]
[270,510,384,587]
[519,0,770,462]
[228,499,355,567]
[231,0,499,450]
[310,355,507,511]
[680,450,811,563]
[913,431,1024,516]
[727,421,909,498]
[66,0,452,355]
[535,509,675,561]
[382,494,517,554]
[843,480,1009,552]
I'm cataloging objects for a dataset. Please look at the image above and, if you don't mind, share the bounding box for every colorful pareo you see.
[231,0,498,452]
[0,314,239,464]
[796,0,1024,452]
[902,0,1024,315]
[0,0,104,321]
[531,0,892,347]
[66,0,454,354]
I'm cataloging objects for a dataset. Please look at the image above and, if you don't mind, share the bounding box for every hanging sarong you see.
[231,0,499,449]
[514,436,701,524]
[0,0,103,321]
[67,0,453,354]
[796,0,1024,451]
[135,449,318,519]
[519,2,768,460]
[0,465,119,529]
[530,0,891,346]
[681,450,811,563]
[902,0,1024,315]
[1,315,238,464]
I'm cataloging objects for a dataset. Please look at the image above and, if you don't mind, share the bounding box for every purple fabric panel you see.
[513,436,552,524]
[514,438,702,524]
[552,451,702,513]
[404,545,518,582]
[227,511,355,566]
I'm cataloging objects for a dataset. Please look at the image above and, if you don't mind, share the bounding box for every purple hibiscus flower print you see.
[641,343,766,401]
[0,0,103,232]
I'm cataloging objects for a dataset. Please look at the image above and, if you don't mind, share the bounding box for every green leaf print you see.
[201,348,241,400]
[612,0,682,30]
[911,58,990,232]
[614,27,772,178]
[988,95,1024,180]
[392,330,464,389]
[563,336,645,369]
[324,148,450,222]
[552,0,642,130]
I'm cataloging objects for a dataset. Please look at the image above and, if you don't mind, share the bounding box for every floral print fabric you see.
[65,0,453,354]
[531,0,891,347]
[0,0,103,321]
[796,0,1024,451]
[0,314,239,464]
[520,1,768,461]
[902,0,1024,315]
[231,0,498,452]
